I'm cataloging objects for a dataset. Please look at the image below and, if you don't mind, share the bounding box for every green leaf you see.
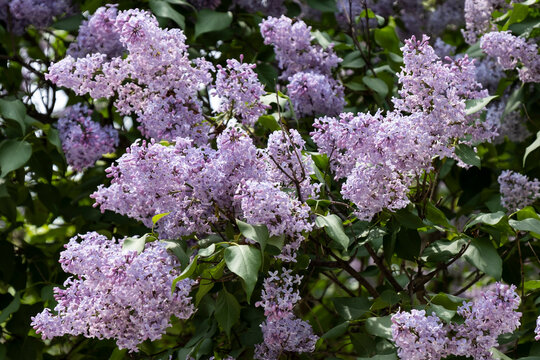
[306,0,337,12]
[365,316,393,339]
[122,233,154,254]
[194,10,232,38]
[224,245,261,302]
[464,238,502,280]
[152,212,170,225]
[421,238,468,263]
[0,99,26,133]
[464,211,506,230]
[454,144,481,168]
[322,321,349,339]
[198,243,216,257]
[332,297,371,320]
[0,293,20,324]
[491,348,512,360]
[109,348,128,360]
[509,218,540,236]
[341,51,366,69]
[371,290,400,311]
[149,0,185,28]
[257,115,280,131]
[163,240,189,268]
[52,14,84,31]
[465,95,498,115]
[425,202,453,229]
[173,255,198,289]
[236,220,269,251]
[362,76,388,98]
[523,130,540,166]
[393,208,424,229]
[215,291,240,336]
[503,3,529,30]
[316,214,350,250]
[0,140,32,177]
[374,26,400,53]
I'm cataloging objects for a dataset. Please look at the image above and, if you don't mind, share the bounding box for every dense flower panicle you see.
[391,309,447,360]
[498,170,540,212]
[235,180,313,262]
[0,0,72,35]
[474,55,505,91]
[259,15,341,79]
[47,8,214,143]
[486,101,529,144]
[286,71,345,117]
[67,4,124,58]
[391,283,521,360]
[31,232,195,352]
[57,104,118,172]
[427,0,464,35]
[480,31,540,83]
[234,0,286,16]
[254,270,318,360]
[462,0,508,44]
[212,58,268,127]
[265,129,319,199]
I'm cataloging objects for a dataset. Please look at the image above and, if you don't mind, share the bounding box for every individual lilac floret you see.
[462,0,509,44]
[259,15,341,79]
[254,269,318,360]
[498,170,540,212]
[1,0,72,35]
[391,309,447,360]
[57,104,118,172]
[480,31,540,83]
[47,9,214,143]
[212,57,269,127]
[31,232,195,352]
[67,4,124,59]
[287,71,345,117]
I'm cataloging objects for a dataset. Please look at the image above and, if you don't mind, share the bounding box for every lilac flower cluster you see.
[260,15,344,117]
[462,0,509,44]
[47,8,214,144]
[486,101,529,145]
[57,104,118,172]
[391,283,521,360]
[31,232,195,352]
[535,316,540,341]
[312,35,496,220]
[254,269,318,360]
[92,128,315,261]
[498,170,540,212]
[427,0,465,36]
[67,4,124,59]
[212,58,269,127]
[480,31,540,83]
[0,0,72,35]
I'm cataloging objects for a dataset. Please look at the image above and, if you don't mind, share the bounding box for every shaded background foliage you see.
[0,0,539,359]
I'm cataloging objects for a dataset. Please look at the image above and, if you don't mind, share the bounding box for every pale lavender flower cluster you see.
[427,0,465,35]
[480,31,540,83]
[0,0,72,35]
[67,4,124,59]
[498,170,540,212]
[260,15,344,117]
[312,36,496,220]
[47,8,214,144]
[92,128,315,261]
[391,283,521,360]
[57,104,118,172]
[212,58,269,127]
[31,232,195,352]
[254,269,318,360]
[486,101,529,145]
[462,0,509,44]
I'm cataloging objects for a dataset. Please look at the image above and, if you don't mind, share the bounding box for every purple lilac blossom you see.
[498,170,540,212]
[486,101,529,145]
[67,4,124,59]
[47,9,214,144]
[254,269,318,360]
[391,283,521,360]
[427,0,465,36]
[31,232,195,352]
[57,104,118,172]
[535,316,540,341]
[212,57,269,127]
[0,0,72,35]
[462,0,509,44]
[480,31,540,83]
[474,55,505,91]
[286,71,345,117]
